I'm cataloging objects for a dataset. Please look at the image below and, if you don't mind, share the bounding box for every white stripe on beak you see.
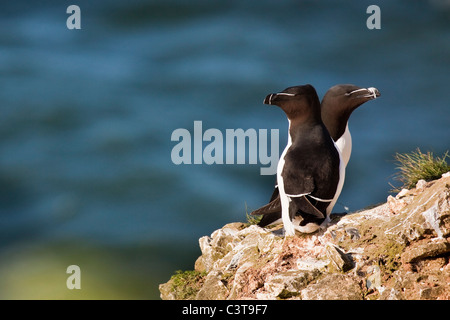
[367,87,378,99]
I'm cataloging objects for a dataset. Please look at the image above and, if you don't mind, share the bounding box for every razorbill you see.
[263,84,341,236]
[253,85,380,229]
[322,85,380,166]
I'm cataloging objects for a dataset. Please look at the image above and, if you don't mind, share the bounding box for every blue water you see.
[0,0,448,299]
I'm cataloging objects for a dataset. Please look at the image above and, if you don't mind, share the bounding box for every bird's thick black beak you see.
[364,87,381,99]
[264,93,275,105]
[264,92,296,105]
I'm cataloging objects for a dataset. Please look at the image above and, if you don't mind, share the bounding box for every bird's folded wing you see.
[302,195,325,219]
[250,196,281,215]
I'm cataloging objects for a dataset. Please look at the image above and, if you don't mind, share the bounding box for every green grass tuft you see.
[244,202,262,225]
[169,270,207,300]
[392,148,450,192]
[245,213,262,226]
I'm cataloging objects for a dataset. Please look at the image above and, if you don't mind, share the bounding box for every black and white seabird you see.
[253,84,381,229]
[322,84,380,166]
[262,84,341,236]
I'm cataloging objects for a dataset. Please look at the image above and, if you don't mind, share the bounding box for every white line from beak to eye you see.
[276,93,297,96]
[345,88,367,96]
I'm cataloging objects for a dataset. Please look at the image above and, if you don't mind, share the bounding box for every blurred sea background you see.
[0,0,448,299]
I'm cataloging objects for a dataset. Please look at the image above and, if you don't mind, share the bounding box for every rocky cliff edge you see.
[160,172,450,300]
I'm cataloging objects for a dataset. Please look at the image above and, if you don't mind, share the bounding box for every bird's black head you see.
[322,84,380,112]
[321,84,380,140]
[264,84,321,122]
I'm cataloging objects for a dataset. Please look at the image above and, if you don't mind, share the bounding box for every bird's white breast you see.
[335,124,352,167]
[277,121,296,236]
[323,124,351,218]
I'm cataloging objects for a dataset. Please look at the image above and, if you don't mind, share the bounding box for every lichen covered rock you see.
[160,173,450,300]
